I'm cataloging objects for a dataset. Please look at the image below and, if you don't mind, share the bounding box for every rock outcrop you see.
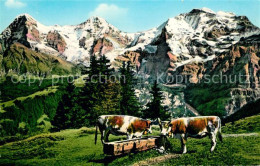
[47,30,67,53]
[91,38,113,56]
[226,88,260,115]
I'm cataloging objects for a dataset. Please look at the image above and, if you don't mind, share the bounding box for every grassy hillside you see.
[223,99,260,123]
[185,83,234,117]
[0,77,66,102]
[0,78,72,137]
[222,114,260,134]
[0,87,63,136]
[0,116,259,165]
[0,125,259,165]
[0,115,260,165]
[0,127,125,165]
[1,43,79,76]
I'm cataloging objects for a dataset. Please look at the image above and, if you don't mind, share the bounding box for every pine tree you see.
[119,61,140,116]
[144,80,169,120]
[93,81,121,116]
[79,76,99,126]
[79,55,120,126]
[88,55,99,77]
[98,55,114,76]
[52,81,75,130]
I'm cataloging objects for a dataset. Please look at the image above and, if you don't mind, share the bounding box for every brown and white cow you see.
[95,115,152,144]
[158,116,222,153]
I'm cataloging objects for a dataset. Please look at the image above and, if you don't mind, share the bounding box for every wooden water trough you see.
[103,136,161,156]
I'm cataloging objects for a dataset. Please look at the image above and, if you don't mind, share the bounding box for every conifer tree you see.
[88,55,99,77]
[79,55,120,125]
[52,81,75,130]
[98,55,114,76]
[119,61,140,116]
[144,80,169,120]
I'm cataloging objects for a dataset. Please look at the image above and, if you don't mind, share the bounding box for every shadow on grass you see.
[167,149,197,154]
[185,150,197,154]
[88,154,129,165]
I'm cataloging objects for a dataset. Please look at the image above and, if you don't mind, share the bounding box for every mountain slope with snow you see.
[0,15,134,66]
[0,8,259,74]
[124,8,259,75]
[0,7,259,117]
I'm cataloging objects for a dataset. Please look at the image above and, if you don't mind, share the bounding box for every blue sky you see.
[0,0,259,32]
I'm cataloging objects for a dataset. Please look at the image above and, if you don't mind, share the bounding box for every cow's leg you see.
[104,129,110,142]
[127,130,134,140]
[180,134,187,154]
[208,121,217,152]
[127,128,134,140]
[100,129,105,144]
[127,133,134,140]
[210,132,217,152]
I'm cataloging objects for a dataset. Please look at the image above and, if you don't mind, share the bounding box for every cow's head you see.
[158,118,172,136]
[145,120,152,134]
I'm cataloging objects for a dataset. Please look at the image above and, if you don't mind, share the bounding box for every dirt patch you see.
[223,133,259,137]
[132,153,180,166]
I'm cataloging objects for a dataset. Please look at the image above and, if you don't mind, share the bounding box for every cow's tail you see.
[95,123,98,145]
[217,117,223,142]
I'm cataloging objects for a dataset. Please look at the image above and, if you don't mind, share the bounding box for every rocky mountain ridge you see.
[0,8,259,116]
[1,8,259,70]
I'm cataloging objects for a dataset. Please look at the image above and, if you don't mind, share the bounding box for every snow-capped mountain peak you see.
[86,16,109,25]
[200,7,216,14]
[15,13,35,20]
[80,16,110,28]
[1,8,259,72]
[125,8,259,74]
[76,16,122,39]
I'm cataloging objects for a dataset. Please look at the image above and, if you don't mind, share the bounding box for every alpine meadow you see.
[0,2,259,165]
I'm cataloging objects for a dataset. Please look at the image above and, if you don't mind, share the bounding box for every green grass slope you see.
[0,78,60,102]
[1,42,79,75]
[160,136,260,165]
[0,127,125,165]
[222,114,260,134]
[0,123,259,165]
[0,84,67,137]
[223,99,260,123]
[185,83,233,117]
